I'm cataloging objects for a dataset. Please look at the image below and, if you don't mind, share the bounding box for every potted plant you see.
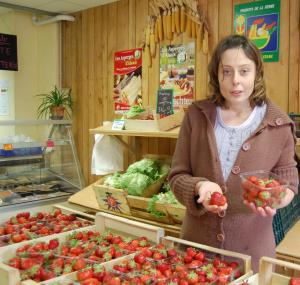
[36,85,73,119]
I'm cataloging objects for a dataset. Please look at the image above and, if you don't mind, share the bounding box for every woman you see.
[168,34,298,271]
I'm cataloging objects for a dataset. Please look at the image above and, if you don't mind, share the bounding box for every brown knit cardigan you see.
[169,98,299,272]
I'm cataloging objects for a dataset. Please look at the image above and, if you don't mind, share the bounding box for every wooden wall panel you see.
[289,0,300,113]
[62,0,300,185]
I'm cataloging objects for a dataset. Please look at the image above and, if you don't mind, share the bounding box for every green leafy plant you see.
[36,85,73,119]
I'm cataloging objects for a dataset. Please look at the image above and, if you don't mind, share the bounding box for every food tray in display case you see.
[0,120,84,211]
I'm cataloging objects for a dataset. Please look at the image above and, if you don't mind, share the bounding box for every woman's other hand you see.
[243,188,295,217]
[243,200,276,217]
[195,181,228,213]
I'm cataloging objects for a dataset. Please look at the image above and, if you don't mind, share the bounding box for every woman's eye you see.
[240,69,249,75]
[223,69,232,76]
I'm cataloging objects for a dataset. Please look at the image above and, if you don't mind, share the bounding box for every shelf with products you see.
[0,119,84,215]
[89,125,179,156]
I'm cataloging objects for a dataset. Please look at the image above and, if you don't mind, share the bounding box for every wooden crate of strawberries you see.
[0,212,164,285]
[258,256,300,285]
[0,205,94,249]
[35,235,253,285]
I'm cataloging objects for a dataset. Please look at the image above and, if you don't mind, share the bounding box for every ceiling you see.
[0,0,119,15]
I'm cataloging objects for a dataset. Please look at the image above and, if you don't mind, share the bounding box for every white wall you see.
[0,10,60,139]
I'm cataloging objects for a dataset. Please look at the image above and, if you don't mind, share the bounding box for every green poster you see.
[234,0,280,62]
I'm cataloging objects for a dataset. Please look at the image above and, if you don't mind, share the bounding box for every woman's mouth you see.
[231,90,242,96]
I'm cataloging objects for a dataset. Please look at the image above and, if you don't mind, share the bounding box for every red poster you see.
[113,48,142,113]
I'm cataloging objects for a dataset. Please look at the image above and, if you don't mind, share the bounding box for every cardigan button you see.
[232,165,240,174]
[217,233,225,241]
[221,185,227,193]
[275,118,283,125]
[218,210,226,218]
[242,142,251,151]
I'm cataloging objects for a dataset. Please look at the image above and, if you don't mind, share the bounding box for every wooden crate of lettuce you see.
[93,156,170,215]
[127,182,186,224]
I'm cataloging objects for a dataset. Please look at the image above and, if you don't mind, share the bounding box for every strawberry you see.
[81,278,100,285]
[72,258,86,271]
[290,277,300,285]
[77,268,94,281]
[258,190,271,201]
[186,271,199,284]
[48,238,59,249]
[11,233,25,243]
[194,251,205,261]
[167,248,177,257]
[8,257,21,269]
[93,264,106,281]
[134,253,146,264]
[210,192,227,206]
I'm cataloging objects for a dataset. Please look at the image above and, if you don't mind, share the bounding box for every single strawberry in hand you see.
[210,192,227,206]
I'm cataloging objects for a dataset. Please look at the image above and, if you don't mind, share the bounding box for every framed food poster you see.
[234,0,280,62]
[160,42,195,109]
[113,48,142,113]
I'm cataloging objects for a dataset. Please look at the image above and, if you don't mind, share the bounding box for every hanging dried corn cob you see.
[154,19,159,43]
[202,26,209,54]
[185,15,192,38]
[191,19,196,38]
[149,18,156,57]
[145,45,152,67]
[196,20,203,51]
[157,14,163,40]
[180,5,185,32]
[148,0,210,55]
[166,9,173,40]
[171,6,175,33]
[162,10,168,39]
[174,5,180,33]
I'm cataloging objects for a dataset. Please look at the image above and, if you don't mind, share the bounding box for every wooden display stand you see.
[259,256,300,284]
[93,173,167,215]
[276,220,300,277]
[127,195,186,224]
[0,212,164,285]
[30,235,252,285]
[67,184,182,237]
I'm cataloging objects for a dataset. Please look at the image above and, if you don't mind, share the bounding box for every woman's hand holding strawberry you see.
[195,181,228,214]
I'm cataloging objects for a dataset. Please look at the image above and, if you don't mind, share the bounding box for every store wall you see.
[0,10,60,139]
[0,11,15,136]
[61,0,300,184]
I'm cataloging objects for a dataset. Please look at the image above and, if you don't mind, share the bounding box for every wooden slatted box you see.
[0,212,164,285]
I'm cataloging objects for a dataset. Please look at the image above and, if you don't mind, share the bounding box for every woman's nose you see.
[232,71,240,85]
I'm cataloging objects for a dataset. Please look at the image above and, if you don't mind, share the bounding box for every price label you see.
[156,89,174,117]
[112,120,125,130]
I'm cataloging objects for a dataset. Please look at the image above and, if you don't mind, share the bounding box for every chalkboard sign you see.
[0,33,18,71]
[156,89,174,116]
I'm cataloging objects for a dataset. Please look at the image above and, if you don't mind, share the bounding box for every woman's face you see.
[218,47,256,108]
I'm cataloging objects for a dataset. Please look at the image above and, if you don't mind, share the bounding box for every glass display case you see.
[0,120,84,212]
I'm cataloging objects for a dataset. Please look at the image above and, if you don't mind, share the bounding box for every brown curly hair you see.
[208,34,266,107]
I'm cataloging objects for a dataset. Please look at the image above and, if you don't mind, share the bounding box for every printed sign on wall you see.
[160,42,195,109]
[234,0,280,62]
[113,48,142,114]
